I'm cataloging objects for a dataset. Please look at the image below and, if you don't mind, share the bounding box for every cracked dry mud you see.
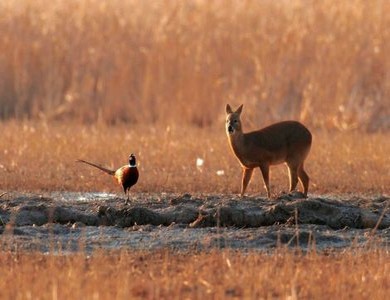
[0,192,389,253]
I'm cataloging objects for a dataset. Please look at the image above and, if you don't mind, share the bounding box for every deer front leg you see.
[241,168,254,197]
[259,164,271,198]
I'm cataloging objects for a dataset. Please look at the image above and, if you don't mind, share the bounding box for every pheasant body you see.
[114,165,139,195]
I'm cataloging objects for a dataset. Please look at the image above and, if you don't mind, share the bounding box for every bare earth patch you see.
[1,192,389,252]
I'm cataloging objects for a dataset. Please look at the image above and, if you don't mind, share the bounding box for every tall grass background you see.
[0,0,389,131]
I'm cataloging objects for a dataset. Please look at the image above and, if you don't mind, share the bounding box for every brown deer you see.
[225,104,312,198]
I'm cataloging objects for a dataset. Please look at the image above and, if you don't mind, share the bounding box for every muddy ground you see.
[0,192,389,253]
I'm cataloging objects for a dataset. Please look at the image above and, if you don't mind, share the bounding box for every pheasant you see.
[76,154,139,204]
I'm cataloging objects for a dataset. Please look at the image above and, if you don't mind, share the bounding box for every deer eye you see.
[234,120,238,123]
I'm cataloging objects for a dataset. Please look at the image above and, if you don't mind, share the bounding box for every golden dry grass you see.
[0,121,388,195]
[1,2,389,299]
[0,0,389,194]
[0,0,389,131]
[0,249,388,299]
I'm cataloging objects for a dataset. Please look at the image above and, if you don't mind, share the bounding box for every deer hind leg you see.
[241,168,254,197]
[259,164,271,198]
[298,163,309,198]
[287,163,299,193]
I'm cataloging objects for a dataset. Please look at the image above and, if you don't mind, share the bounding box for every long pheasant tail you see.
[76,159,115,176]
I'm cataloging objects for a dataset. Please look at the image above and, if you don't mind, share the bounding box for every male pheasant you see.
[76,154,139,204]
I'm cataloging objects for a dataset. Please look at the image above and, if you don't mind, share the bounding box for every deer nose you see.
[228,124,234,133]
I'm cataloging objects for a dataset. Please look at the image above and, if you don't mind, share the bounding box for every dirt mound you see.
[0,192,389,252]
[1,193,388,229]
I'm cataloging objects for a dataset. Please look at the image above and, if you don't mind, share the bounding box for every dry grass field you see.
[0,0,389,193]
[0,0,389,131]
[0,121,389,195]
[0,249,389,299]
[0,0,389,299]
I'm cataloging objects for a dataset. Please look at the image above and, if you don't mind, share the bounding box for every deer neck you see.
[228,130,246,158]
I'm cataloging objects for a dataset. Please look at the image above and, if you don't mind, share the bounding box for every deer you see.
[225,104,312,198]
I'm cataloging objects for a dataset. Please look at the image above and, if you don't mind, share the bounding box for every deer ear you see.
[226,104,233,114]
[236,104,243,115]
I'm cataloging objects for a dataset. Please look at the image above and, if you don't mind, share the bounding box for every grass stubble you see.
[0,248,388,299]
[0,0,389,298]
